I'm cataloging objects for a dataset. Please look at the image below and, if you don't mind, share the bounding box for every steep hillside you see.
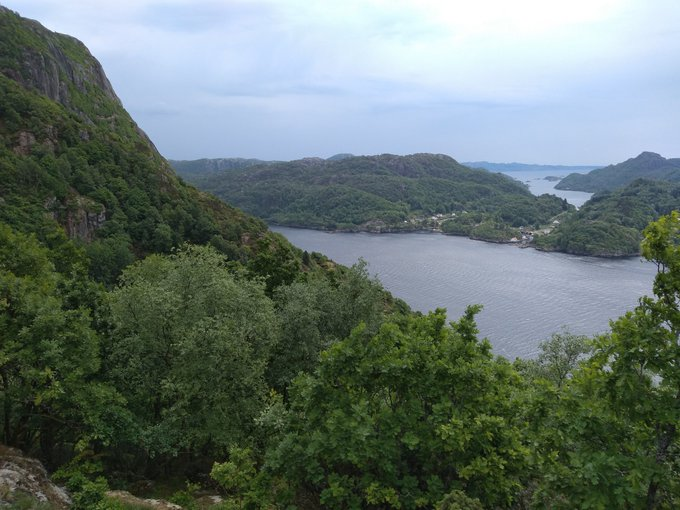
[181,153,572,240]
[555,152,680,193]
[536,178,680,256]
[0,7,402,483]
[0,6,280,282]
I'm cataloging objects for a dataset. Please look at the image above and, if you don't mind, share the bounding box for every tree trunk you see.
[646,423,676,510]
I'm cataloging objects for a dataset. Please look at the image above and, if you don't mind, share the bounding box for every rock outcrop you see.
[0,6,121,110]
[0,445,71,509]
[45,195,107,242]
[105,490,183,510]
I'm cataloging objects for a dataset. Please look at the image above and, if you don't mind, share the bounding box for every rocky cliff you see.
[0,7,119,108]
[0,6,274,281]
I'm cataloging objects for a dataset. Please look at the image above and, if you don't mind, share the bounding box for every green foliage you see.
[179,154,572,238]
[169,482,200,510]
[266,309,529,508]
[524,213,680,508]
[0,223,129,463]
[107,245,278,459]
[436,489,484,510]
[536,219,641,256]
[556,152,680,193]
[537,179,680,256]
[247,233,301,294]
[210,447,257,509]
[67,475,110,510]
[267,259,386,393]
[517,330,591,388]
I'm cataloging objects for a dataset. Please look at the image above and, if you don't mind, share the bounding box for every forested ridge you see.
[537,153,680,257]
[175,154,572,242]
[2,6,680,510]
[537,179,680,257]
[556,151,680,193]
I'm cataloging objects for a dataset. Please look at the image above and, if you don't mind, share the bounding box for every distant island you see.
[173,153,572,244]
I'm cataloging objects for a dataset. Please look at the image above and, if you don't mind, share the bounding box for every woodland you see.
[1,6,680,509]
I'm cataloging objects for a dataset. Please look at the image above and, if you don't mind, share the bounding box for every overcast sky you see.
[3,0,679,164]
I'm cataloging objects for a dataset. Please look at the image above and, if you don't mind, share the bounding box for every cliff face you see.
[0,6,120,111]
[0,6,271,280]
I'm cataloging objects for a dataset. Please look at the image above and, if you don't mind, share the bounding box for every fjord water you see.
[272,227,655,359]
[503,169,594,207]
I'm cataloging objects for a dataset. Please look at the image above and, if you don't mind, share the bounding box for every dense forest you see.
[536,154,680,257]
[174,154,572,242]
[537,179,680,256]
[2,6,680,509]
[556,152,680,193]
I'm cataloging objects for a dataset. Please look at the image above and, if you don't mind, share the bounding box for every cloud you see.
[3,0,680,163]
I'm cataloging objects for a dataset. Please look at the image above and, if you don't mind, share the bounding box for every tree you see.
[0,223,127,466]
[528,212,680,509]
[107,244,279,461]
[517,329,591,388]
[266,308,529,509]
[595,211,680,508]
[268,260,386,394]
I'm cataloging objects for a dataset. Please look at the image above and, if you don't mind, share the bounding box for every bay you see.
[502,169,593,207]
[272,226,656,360]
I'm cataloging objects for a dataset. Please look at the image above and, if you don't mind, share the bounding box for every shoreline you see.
[269,223,641,259]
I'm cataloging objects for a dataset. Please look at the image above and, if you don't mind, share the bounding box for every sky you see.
[3,0,679,164]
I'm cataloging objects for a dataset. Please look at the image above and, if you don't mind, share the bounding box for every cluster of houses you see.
[510,220,561,244]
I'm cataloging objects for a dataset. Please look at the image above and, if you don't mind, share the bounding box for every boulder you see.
[0,445,71,508]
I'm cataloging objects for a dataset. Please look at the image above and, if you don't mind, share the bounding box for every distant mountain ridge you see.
[170,157,279,176]
[169,153,360,175]
[555,152,680,193]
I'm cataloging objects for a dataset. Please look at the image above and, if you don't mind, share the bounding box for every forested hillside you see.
[556,151,680,193]
[2,7,680,510]
[176,153,572,241]
[0,3,400,489]
[0,6,301,285]
[537,179,680,256]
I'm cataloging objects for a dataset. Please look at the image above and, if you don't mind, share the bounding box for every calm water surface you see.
[272,227,655,360]
[503,169,593,207]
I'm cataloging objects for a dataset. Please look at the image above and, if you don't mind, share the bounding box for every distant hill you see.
[183,153,572,241]
[169,154,357,176]
[555,152,680,193]
[536,178,680,256]
[326,153,356,161]
[464,161,601,173]
[169,157,278,176]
